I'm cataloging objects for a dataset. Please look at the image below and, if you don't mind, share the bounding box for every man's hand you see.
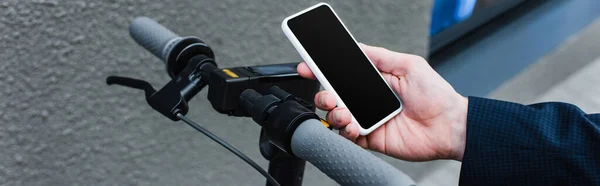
[297,44,468,161]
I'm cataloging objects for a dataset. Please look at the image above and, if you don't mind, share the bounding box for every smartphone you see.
[282,2,402,135]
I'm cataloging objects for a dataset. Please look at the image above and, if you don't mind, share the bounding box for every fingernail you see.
[344,124,351,134]
[319,94,327,107]
[333,111,342,123]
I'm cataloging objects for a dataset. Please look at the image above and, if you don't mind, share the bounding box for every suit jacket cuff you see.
[459,96,522,185]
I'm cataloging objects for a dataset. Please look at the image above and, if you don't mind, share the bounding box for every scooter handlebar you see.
[291,119,417,186]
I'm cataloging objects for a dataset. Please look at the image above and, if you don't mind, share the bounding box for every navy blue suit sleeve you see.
[459,96,600,186]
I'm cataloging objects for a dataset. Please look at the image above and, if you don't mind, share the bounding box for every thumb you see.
[359,43,421,76]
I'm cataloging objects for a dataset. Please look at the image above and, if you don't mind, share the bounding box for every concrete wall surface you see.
[0,0,432,185]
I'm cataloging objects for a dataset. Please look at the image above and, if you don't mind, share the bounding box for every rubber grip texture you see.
[129,17,179,60]
[291,119,416,186]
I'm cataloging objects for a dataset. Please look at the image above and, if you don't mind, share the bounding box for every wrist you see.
[449,96,468,161]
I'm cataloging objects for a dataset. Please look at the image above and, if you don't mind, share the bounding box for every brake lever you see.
[106,55,217,121]
[106,76,156,98]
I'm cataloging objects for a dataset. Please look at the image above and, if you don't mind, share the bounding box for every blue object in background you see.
[430,0,477,35]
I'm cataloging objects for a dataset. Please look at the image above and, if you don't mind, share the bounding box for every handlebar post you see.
[265,150,306,186]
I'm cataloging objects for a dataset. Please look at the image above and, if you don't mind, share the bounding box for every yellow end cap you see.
[222,69,239,78]
[320,119,330,128]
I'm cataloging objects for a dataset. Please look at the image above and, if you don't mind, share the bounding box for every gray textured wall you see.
[0,0,432,185]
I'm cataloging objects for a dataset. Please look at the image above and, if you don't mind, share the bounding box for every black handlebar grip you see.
[291,119,416,186]
[129,17,180,61]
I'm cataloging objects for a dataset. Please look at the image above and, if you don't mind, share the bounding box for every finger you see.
[314,91,337,111]
[359,43,423,75]
[296,62,316,80]
[325,108,352,128]
[340,122,360,143]
[356,136,369,149]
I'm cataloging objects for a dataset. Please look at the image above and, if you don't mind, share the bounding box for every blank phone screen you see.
[287,4,401,128]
